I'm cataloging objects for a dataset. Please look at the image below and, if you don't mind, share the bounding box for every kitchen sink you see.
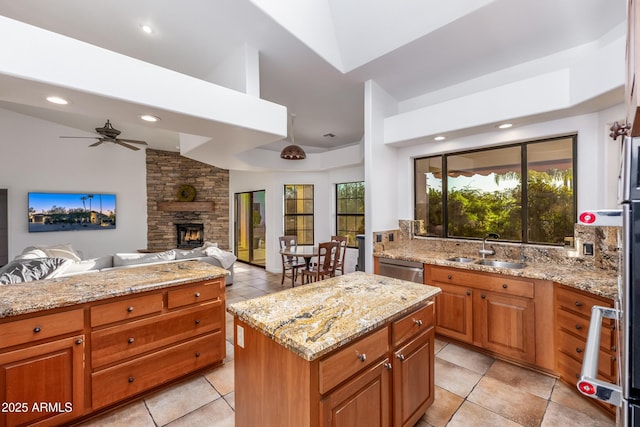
[475,259,527,269]
[446,257,476,263]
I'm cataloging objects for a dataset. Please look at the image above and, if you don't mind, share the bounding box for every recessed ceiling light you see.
[141,24,153,34]
[434,136,446,141]
[46,96,68,105]
[139,114,160,122]
[497,123,513,129]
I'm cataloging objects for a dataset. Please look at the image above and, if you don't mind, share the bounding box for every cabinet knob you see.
[383,362,392,370]
[466,290,471,296]
[75,339,83,345]
[575,301,583,307]
[502,284,508,289]
[397,354,405,361]
[413,319,423,327]
[127,306,134,313]
[611,345,617,352]
[128,337,135,344]
[575,324,583,330]
[195,352,201,358]
[357,353,366,362]
[195,292,201,298]
[128,377,135,383]
[195,319,201,325]
[481,294,486,299]
[576,347,583,354]
[447,275,453,280]
[33,326,41,333]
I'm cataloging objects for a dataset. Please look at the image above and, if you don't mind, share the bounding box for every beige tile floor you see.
[75,263,616,427]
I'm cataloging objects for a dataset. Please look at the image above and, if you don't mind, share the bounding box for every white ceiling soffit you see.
[250,0,495,73]
[0,15,287,149]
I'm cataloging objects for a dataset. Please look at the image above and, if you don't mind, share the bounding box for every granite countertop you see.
[375,249,618,300]
[227,271,441,361]
[0,260,229,319]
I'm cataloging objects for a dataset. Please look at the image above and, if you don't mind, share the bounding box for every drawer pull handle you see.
[195,352,201,358]
[75,339,83,345]
[397,354,405,361]
[195,292,201,298]
[502,284,508,289]
[128,337,135,344]
[127,306,134,313]
[575,301,583,307]
[466,290,471,296]
[413,319,423,327]
[33,327,41,333]
[195,319,201,325]
[576,347,583,354]
[383,363,392,370]
[128,377,135,383]
[447,275,452,280]
[575,324,583,330]
[357,353,366,362]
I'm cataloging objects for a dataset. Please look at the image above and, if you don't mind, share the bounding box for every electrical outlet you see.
[376,234,382,242]
[236,325,245,348]
[389,233,394,242]
[583,243,594,256]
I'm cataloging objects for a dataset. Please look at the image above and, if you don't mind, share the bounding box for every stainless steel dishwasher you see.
[377,258,424,283]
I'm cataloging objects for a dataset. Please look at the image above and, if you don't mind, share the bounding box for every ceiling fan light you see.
[140,114,160,122]
[280,144,306,160]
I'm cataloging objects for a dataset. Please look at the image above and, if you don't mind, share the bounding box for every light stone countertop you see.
[375,249,618,300]
[0,260,229,319]
[227,271,441,361]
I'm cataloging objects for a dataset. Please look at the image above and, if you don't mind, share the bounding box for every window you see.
[336,182,365,248]
[414,135,576,245]
[284,184,314,245]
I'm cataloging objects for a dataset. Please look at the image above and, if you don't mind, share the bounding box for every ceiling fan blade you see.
[60,136,100,139]
[115,140,141,151]
[88,140,104,147]
[117,138,148,145]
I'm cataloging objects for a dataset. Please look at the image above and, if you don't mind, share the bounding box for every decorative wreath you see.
[177,184,196,202]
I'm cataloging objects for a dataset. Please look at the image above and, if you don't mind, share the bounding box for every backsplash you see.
[373,220,620,272]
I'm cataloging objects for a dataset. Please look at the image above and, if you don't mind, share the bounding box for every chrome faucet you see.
[479,233,500,259]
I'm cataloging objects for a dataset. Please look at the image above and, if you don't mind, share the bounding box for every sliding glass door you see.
[234,190,265,266]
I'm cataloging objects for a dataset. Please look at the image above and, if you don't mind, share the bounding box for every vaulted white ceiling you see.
[0,0,627,170]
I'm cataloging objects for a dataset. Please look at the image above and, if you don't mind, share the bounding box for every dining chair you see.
[300,241,340,284]
[331,235,348,275]
[279,235,305,286]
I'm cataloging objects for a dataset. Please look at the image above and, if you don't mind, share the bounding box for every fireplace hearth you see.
[176,223,204,248]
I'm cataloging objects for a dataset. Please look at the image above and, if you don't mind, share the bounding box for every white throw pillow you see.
[36,243,82,262]
[113,250,176,267]
[63,255,113,275]
[15,248,48,260]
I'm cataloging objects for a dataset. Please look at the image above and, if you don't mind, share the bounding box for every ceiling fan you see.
[60,120,148,151]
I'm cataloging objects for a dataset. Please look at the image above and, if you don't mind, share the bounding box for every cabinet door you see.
[393,328,434,427]
[435,283,473,343]
[476,291,535,363]
[320,358,391,427]
[0,335,85,427]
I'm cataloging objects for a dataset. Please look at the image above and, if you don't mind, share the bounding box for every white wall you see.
[0,109,148,259]
[230,165,363,273]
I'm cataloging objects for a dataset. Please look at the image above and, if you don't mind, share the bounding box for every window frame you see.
[335,181,365,248]
[283,184,314,246]
[413,135,577,245]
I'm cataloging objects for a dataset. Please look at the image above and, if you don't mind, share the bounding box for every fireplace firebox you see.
[176,223,204,248]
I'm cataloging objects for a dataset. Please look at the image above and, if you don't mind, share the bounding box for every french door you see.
[234,190,265,267]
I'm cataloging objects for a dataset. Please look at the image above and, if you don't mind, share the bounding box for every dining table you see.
[279,245,318,270]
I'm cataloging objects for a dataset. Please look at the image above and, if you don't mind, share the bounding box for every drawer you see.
[319,326,389,394]
[556,307,615,351]
[92,300,223,368]
[0,309,84,349]
[167,279,223,309]
[556,330,616,380]
[91,293,164,327]
[392,302,434,347]
[431,267,533,298]
[92,331,224,409]
[556,351,616,385]
[556,286,613,318]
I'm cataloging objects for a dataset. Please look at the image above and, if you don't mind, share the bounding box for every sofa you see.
[0,242,236,285]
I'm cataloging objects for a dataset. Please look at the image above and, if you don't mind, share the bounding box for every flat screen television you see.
[28,192,116,233]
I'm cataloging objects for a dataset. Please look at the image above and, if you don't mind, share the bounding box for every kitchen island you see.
[227,271,441,427]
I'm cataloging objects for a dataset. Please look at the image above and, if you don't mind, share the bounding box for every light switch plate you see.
[236,325,245,348]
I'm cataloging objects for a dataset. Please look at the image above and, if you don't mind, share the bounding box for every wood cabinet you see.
[554,284,617,414]
[628,0,640,136]
[234,301,435,427]
[426,265,552,367]
[0,276,226,426]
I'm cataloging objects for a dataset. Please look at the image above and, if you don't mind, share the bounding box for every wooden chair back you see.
[330,235,348,274]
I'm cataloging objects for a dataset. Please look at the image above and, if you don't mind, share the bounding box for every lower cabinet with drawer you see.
[234,301,435,427]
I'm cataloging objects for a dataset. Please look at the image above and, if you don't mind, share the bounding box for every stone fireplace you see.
[176,223,204,248]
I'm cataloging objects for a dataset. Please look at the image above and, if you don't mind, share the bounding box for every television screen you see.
[28,192,116,232]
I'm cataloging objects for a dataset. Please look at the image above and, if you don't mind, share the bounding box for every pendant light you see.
[280,113,306,160]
